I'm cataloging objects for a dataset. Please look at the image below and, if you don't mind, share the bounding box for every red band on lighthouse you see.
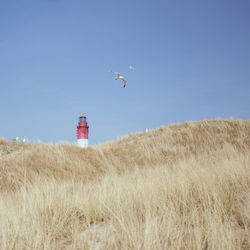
[77,113,89,147]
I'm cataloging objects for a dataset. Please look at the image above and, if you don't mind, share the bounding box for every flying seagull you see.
[111,71,127,88]
[129,65,135,71]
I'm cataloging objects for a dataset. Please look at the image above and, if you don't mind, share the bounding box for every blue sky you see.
[0,0,249,145]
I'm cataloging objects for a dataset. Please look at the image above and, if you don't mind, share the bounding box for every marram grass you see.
[0,119,249,249]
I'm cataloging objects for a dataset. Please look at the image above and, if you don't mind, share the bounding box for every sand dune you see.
[0,119,249,249]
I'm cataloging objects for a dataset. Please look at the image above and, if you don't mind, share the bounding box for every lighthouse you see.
[77,113,89,148]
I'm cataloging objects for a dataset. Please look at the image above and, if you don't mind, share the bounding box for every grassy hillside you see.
[0,119,249,249]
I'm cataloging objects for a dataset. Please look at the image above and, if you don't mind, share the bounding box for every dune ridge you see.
[0,119,249,249]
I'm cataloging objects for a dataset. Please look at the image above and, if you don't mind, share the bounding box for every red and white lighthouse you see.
[77,113,89,148]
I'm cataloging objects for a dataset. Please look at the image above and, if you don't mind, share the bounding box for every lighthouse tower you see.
[77,113,89,148]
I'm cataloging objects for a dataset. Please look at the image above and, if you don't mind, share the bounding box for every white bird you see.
[129,65,135,71]
[12,137,19,142]
[112,71,127,88]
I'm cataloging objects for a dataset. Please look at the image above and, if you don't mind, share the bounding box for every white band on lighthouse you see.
[77,139,88,148]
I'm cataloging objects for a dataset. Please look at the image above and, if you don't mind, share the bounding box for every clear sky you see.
[0,0,249,145]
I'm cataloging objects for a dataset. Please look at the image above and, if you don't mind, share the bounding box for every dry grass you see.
[0,119,249,249]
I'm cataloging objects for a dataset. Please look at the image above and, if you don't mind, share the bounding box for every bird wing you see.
[111,70,120,76]
[123,79,127,88]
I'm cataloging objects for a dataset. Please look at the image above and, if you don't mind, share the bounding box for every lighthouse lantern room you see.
[77,113,89,148]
